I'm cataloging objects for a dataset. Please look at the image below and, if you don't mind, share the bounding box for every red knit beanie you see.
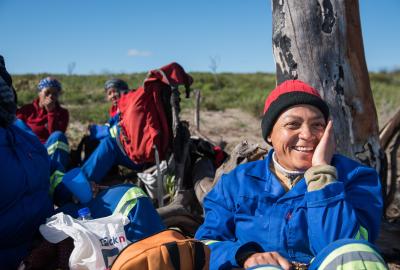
[261,80,329,142]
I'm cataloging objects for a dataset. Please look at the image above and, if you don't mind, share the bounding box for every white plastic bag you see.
[39,212,129,270]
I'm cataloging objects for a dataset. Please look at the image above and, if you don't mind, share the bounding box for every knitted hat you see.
[104,78,129,93]
[261,80,329,142]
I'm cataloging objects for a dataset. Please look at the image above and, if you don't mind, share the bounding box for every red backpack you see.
[117,62,193,164]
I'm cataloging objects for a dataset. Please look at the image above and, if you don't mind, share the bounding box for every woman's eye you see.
[313,123,326,129]
[285,122,300,129]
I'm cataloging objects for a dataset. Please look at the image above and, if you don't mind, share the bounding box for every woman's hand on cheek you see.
[244,251,292,270]
[312,120,335,167]
[44,97,56,111]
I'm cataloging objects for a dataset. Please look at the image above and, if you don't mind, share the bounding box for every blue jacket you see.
[89,113,120,140]
[195,150,383,269]
[0,123,54,268]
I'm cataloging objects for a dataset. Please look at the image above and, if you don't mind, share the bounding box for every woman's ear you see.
[267,136,272,143]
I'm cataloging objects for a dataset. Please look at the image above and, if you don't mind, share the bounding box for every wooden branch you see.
[385,131,400,220]
[194,89,201,132]
[378,109,400,219]
[380,108,400,149]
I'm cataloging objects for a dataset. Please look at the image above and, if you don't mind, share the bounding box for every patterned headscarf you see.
[38,77,62,92]
[104,78,129,93]
[0,55,16,127]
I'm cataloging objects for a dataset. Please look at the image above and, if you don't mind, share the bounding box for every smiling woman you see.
[195,80,387,270]
[268,105,331,191]
[268,105,327,168]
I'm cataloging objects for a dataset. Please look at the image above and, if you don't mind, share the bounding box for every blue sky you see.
[1,0,399,74]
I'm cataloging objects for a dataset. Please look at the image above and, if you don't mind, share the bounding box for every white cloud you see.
[127,49,152,57]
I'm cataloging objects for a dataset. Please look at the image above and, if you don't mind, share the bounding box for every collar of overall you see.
[272,152,305,184]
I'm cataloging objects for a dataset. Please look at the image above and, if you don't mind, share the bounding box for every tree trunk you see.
[271,0,382,171]
[271,0,400,261]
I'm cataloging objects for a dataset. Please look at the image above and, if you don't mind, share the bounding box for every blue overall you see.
[0,123,54,269]
[246,239,387,269]
[81,124,145,183]
[1,124,162,268]
[45,130,70,170]
[14,119,69,170]
[195,150,384,270]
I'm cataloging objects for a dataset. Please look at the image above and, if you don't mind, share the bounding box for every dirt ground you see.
[180,108,269,152]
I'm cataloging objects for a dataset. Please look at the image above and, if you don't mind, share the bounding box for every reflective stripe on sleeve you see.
[47,141,70,155]
[319,243,387,270]
[109,125,118,138]
[201,240,220,246]
[337,260,387,270]
[49,170,65,196]
[113,186,148,216]
[354,225,369,241]
[244,266,284,270]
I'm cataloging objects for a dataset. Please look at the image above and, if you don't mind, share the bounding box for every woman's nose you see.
[298,125,314,140]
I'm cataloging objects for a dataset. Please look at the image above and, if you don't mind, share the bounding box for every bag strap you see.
[164,241,180,270]
[193,241,206,270]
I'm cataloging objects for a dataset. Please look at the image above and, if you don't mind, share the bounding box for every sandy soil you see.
[180,108,269,152]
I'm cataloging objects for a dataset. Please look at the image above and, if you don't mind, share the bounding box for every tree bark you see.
[271,0,382,171]
[271,0,400,261]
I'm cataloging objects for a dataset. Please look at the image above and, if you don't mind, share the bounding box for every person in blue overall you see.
[195,80,387,270]
[0,55,164,269]
[48,84,164,245]
[0,55,54,269]
[48,80,164,243]
[87,78,130,142]
[79,79,147,184]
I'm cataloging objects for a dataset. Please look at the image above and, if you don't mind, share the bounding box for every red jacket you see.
[16,98,69,143]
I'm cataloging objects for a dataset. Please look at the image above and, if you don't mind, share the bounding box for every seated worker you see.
[105,78,130,118]
[0,55,54,269]
[16,77,70,169]
[79,62,193,186]
[1,56,164,269]
[195,80,387,270]
[87,78,130,141]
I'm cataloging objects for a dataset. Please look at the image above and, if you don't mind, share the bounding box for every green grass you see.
[12,72,400,127]
[369,71,400,126]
